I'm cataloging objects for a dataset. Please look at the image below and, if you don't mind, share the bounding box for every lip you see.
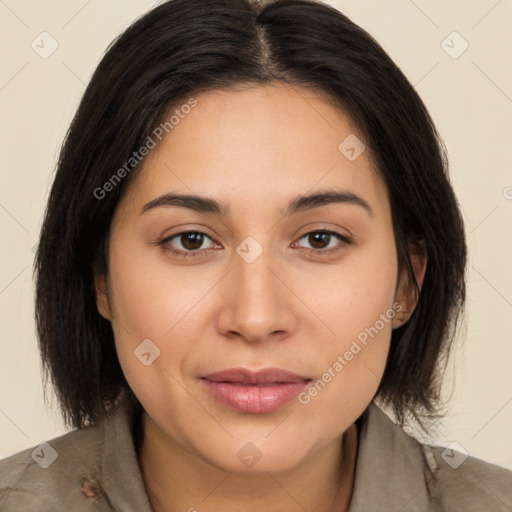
[200,367,312,414]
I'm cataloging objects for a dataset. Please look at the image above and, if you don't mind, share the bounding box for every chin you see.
[197,436,312,475]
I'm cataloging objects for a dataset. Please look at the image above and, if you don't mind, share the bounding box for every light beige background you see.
[1,0,511,470]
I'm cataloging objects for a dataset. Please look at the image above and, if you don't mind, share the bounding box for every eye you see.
[159,231,218,258]
[292,230,351,256]
[158,229,351,259]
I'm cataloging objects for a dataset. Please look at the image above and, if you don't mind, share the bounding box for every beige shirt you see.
[1,395,511,511]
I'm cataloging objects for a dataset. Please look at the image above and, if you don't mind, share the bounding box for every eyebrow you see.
[140,189,373,218]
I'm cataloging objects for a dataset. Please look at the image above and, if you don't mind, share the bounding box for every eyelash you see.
[158,229,351,259]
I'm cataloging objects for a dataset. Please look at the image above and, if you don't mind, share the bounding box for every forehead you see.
[117,84,388,218]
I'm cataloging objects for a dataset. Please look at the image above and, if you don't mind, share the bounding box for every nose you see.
[216,245,297,344]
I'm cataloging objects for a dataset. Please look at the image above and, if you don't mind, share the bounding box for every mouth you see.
[200,367,313,413]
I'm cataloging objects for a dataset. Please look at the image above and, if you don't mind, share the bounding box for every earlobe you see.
[94,273,112,321]
[392,241,427,329]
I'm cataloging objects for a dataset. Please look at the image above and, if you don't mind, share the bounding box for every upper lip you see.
[202,367,312,385]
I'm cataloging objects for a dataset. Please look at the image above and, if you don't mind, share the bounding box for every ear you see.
[94,273,112,321]
[392,240,427,329]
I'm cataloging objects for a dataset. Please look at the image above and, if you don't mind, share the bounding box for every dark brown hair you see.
[34,0,466,432]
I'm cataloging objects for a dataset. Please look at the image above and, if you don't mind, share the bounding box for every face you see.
[96,83,406,473]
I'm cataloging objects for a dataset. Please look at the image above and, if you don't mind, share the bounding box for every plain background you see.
[0,0,511,470]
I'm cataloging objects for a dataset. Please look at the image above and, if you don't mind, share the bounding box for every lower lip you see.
[201,379,310,413]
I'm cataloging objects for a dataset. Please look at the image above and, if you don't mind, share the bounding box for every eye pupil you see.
[182,232,204,250]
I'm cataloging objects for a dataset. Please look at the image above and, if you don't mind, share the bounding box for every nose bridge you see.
[218,238,295,341]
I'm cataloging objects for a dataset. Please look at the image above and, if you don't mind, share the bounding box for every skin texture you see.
[95,83,425,512]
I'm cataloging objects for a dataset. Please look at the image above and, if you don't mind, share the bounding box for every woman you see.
[0,0,510,510]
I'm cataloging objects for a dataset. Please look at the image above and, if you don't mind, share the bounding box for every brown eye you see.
[180,232,206,250]
[294,230,351,255]
[159,231,218,258]
[307,232,332,249]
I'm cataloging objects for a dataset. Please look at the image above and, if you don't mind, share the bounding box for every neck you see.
[137,413,358,512]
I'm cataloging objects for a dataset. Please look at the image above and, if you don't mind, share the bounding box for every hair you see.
[34,0,466,433]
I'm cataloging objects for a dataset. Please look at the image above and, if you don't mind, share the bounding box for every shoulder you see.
[0,422,108,511]
[423,441,512,511]
[350,403,512,512]
[0,394,152,512]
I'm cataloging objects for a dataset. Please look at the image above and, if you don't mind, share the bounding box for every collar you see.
[96,394,431,512]
[348,403,431,511]
[98,392,153,511]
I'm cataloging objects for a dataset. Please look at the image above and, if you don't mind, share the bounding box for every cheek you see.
[104,239,189,379]
[105,235,225,407]
[312,232,397,332]
[107,237,200,339]
[299,238,398,402]
[105,247,191,420]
